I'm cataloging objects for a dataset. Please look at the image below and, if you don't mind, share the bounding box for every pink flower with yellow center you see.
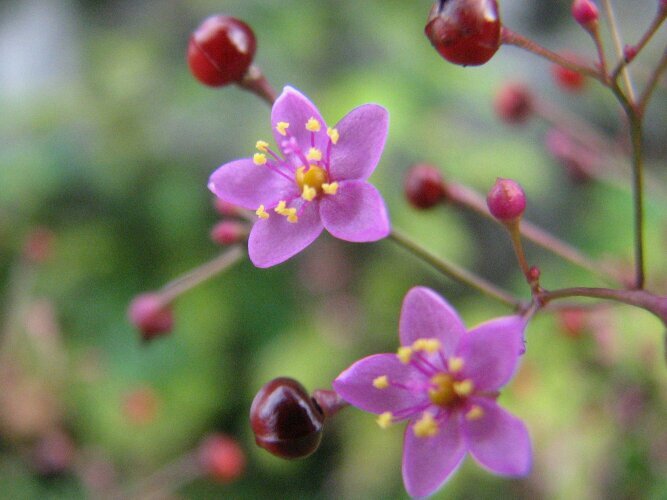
[208,86,390,267]
[333,287,531,498]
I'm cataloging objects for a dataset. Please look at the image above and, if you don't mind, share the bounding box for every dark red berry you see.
[188,15,256,87]
[425,0,501,66]
[250,377,324,459]
[494,82,533,124]
[486,178,526,222]
[198,433,246,483]
[404,164,447,209]
[127,293,173,341]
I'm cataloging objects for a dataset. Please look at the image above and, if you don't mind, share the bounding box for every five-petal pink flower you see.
[333,287,531,498]
[208,86,390,267]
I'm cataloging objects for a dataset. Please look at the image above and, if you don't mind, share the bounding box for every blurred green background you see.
[1,0,667,498]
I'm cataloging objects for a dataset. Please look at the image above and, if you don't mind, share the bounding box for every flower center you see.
[428,373,457,407]
[296,165,328,194]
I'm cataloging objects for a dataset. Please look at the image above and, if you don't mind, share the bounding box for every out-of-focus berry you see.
[404,164,447,209]
[128,293,173,341]
[210,221,246,246]
[494,83,533,124]
[198,433,246,483]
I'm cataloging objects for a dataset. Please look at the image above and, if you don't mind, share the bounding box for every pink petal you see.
[329,104,389,181]
[333,354,425,415]
[208,158,296,210]
[464,398,532,477]
[271,86,327,153]
[456,316,526,392]
[319,181,390,242]
[399,287,466,357]
[247,200,323,267]
[402,412,466,498]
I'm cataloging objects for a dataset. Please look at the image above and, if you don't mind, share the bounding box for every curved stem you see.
[388,229,519,308]
[611,9,667,80]
[602,0,636,102]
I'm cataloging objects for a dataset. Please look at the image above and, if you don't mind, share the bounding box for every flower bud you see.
[187,15,256,87]
[572,0,599,29]
[486,178,526,222]
[493,83,533,124]
[425,0,501,66]
[623,44,638,63]
[198,433,246,483]
[210,221,246,246]
[250,377,324,459]
[552,56,587,92]
[128,293,173,341]
[404,164,447,209]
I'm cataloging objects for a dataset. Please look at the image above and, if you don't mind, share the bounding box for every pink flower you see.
[208,86,390,267]
[333,287,531,498]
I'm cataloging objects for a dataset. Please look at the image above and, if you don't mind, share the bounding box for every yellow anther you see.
[413,338,441,353]
[327,127,339,144]
[276,121,290,136]
[373,375,389,389]
[306,117,321,132]
[453,379,474,396]
[255,205,269,219]
[286,212,298,223]
[376,412,393,429]
[322,182,339,195]
[413,412,439,438]
[397,346,412,364]
[306,147,322,161]
[302,185,317,202]
[465,405,484,421]
[253,153,267,165]
[448,357,464,373]
[255,140,269,152]
[274,200,287,213]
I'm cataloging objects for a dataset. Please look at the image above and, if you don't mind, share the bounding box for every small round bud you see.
[486,178,526,222]
[527,266,541,283]
[425,0,501,66]
[493,83,533,124]
[213,198,240,217]
[572,0,599,28]
[198,434,246,483]
[128,293,173,341]
[250,377,324,460]
[552,58,586,92]
[404,164,447,209]
[210,221,246,246]
[623,44,638,63]
[187,15,256,87]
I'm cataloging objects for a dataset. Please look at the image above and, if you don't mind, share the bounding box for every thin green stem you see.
[611,10,667,80]
[602,0,637,101]
[638,47,667,116]
[388,229,519,308]
[629,116,646,289]
[588,25,609,81]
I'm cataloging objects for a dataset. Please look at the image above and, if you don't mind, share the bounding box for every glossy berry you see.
[425,0,501,66]
[572,0,599,28]
[188,15,256,87]
[404,164,447,209]
[198,433,246,483]
[210,220,246,245]
[250,377,324,459]
[127,293,174,341]
[494,83,533,124]
[486,178,526,222]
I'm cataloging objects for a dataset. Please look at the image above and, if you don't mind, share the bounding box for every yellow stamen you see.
[276,121,290,136]
[453,379,474,396]
[448,357,464,373]
[253,153,267,165]
[255,140,269,152]
[412,338,440,353]
[306,147,322,161]
[306,117,321,132]
[376,412,393,429]
[322,182,338,195]
[302,185,317,202]
[465,405,484,421]
[286,212,298,223]
[327,127,339,144]
[413,412,439,438]
[397,346,412,364]
[255,205,269,219]
[274,200,287,213]
[372,375,389,389]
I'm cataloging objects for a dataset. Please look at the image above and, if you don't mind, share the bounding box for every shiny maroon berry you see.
[404,164,447,209]
[425,0,501,66]
[486,178,526,222]
[187,15,256,87]
[250,377,324,459]
[572,0,599,29]
[127,293,173,341]
[494,83,533,124]
[198,433,246,483]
